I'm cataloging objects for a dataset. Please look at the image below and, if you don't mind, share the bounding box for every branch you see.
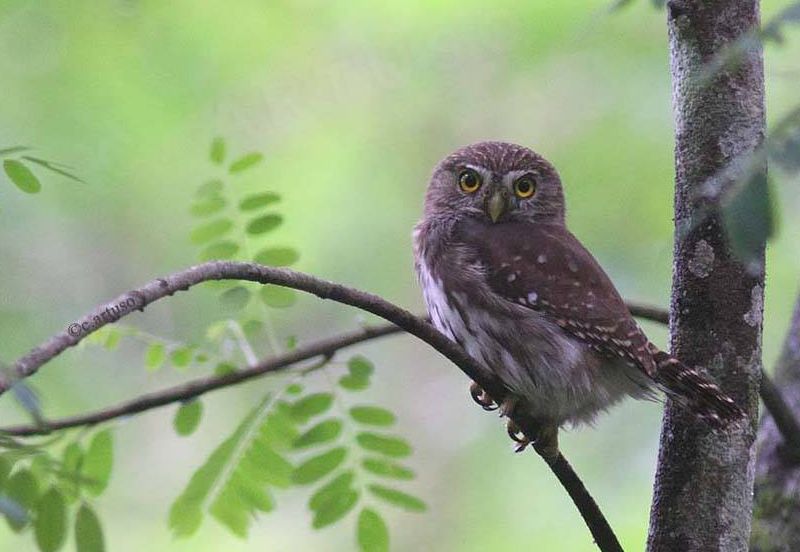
[0,323,402,437]
[0,261,623,552]
[1,304,669,436]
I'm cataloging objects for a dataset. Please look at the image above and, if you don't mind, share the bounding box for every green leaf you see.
[246,214,283,235]
[362,458,415,481]
[209,483,272,537]
[339,374,370,391]
[199,241,239,261]
[292,448,347,485]
[170,347,193,368]
[103,329,121,350]
[242,319,264,336]
[260,286,297,308]
[239,192,280,211]
[339,357,373,390]
[348,356,374,378]
[210,137,226,165]
[34,487,67,552]
[196,179,223,197]
[0,456,13,487]
[290,393,334,423]
[4,469,38,531]
[722,172,774,265]
[357,508,389,552]
[190,219,234,245]
[219,286,251,312]
[214,362,237,376]
[254,247,300,267]
[309,471,355,511]
[286,383,303,395]
[75,504,104,552]
[190,196,226,217]
[61,442,83,502]
[169,396,293,538]
[144,343,166,372]
[312,489,358,529]
[367,484,426,512]
[292,419,343,449]
[21,156,83,183]
[84,430,113,496]
[229,152,263,174]
[356,433,412,458]
[4,159,41,193]
[349,406,396,427]
[174,401,203,436]
[169,402,264,537]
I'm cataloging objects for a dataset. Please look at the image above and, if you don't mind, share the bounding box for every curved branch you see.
[1,304,672,436]
[0,323,402,437]
[0,261,623,552]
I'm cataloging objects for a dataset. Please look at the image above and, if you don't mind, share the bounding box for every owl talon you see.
[499,396,518,419]
[469,382,498,411]
[506,420,531,452]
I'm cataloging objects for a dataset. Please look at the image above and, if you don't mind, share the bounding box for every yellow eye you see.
[514,176,536,198]
[458,169,481,193]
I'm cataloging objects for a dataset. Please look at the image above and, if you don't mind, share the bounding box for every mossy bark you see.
[647,1,765,551]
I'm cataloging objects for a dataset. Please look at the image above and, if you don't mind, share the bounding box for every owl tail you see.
[651,350,744,428]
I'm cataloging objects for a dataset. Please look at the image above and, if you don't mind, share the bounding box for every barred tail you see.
[652,350,744,427]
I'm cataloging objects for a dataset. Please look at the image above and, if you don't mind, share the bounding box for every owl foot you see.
[469,382,498,411]
[532,424,560,462]
[498,396,518,419]
[506,419,559,458]
[506,420,531,453]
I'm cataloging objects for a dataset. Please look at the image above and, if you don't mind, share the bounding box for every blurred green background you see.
[1,0,799,550]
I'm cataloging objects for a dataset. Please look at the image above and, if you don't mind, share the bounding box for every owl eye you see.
[458,169,482,193]
[513,176,536,198]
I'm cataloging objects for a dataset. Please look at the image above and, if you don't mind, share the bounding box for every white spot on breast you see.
[568,260,579,272]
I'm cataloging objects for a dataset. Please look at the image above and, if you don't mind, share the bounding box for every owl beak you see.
[486,191,509,223]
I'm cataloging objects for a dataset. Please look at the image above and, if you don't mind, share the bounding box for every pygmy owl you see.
[413,141,742,456]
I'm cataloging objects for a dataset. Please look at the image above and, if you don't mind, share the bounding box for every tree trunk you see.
[752,294,800,551]
[647,2,765,551]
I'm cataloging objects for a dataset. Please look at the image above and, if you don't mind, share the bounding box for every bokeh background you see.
[1,0,799,550]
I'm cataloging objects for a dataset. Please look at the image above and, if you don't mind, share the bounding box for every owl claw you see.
[469,382,498,411]
[506,420,531,452]
[499,396,518,419]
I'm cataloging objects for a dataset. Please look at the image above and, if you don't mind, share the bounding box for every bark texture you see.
[751,294,800,551]
[647,2,765,551]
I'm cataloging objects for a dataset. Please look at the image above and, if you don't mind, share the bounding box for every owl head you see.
[423,142,565,225]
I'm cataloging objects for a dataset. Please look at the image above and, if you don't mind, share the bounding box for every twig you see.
[0,261,623,552]
[0,323,402,437]
[759,371,800,462]
[1,304,674,436]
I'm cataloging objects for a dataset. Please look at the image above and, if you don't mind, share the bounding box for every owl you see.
[413,141,742,456]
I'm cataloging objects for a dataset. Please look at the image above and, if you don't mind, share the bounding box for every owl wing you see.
[453,219,658,377]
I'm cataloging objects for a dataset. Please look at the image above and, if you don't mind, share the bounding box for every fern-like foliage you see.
[0,429,112,552]
[0,146,83,195]
[5,136,426,551]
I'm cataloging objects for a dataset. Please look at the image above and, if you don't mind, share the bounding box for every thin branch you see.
[1,305,673,436]
[0,261,622,552]
[0,323,402,437]
[759,371,800,462]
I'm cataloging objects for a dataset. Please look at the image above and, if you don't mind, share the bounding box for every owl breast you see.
[415,251,645,427]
